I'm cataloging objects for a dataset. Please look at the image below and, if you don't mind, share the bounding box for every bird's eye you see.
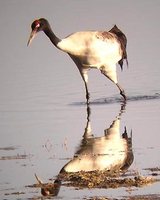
[35,21,40,28]
[31,20,41,30]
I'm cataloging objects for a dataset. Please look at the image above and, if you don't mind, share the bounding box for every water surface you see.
[1,1,160,199]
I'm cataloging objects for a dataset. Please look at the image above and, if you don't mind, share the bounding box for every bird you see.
[35,174,61,196]
[27,18,128,104]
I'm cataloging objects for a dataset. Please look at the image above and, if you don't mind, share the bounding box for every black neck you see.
[44,26,61,47]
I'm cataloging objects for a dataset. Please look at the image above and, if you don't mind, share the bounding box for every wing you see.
[109,25,128,70]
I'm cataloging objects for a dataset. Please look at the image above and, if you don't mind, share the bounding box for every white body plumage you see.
[57,31,122,84]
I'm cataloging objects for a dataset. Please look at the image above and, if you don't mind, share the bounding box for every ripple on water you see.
[71,93,160,106]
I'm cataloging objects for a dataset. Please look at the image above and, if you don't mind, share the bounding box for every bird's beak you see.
[27,29,37,46]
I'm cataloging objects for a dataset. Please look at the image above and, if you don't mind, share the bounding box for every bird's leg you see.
[81,70,90,104]
[116,83,126,101]
[101,68,126,100]
[84,81,90,105]
[68,55,90,104]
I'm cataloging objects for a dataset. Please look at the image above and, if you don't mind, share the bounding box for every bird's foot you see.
[116,83,127,102]
[86,92,90,105]
[120,90,127,101]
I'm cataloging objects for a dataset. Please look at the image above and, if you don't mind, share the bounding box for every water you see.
[1,1,160,199]
[1,81,160,200]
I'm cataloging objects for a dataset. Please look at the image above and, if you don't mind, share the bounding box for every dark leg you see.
[116,83,126,101]
[100,68,126,101]
[80,69,90,104]
[84,81,90,105]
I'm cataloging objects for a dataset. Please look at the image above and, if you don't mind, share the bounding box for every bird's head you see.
[27,18,50,46]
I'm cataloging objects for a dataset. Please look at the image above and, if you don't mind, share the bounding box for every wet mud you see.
[58,170,159,189]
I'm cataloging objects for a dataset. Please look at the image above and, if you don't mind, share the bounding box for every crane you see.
[27,18,128,104]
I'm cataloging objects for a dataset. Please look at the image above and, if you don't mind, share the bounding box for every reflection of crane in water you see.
[34,103,133,196]
[60,103,133,173]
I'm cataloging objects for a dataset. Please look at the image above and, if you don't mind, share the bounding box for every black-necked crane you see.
[27,18,128,104]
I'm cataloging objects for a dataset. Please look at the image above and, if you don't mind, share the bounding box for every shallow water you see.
[1,87,160,199]
[1,1,160,199]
